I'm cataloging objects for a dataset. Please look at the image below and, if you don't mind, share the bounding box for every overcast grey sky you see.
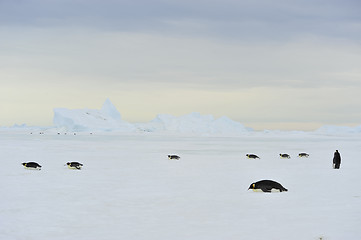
[1,0,361,130]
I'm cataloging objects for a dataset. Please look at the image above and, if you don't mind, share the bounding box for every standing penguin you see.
[333,150,341,169]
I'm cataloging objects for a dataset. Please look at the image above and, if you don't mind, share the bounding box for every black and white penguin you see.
[168,155,180,160]
[280,153,291,159]
[246,154,260,159]
[22,162,42,170]
[66,162,83,170]
[248,180,288,192]
[298,153,309,158]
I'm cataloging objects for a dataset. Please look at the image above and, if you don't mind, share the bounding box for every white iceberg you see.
[52,99,252,134]
[136,112,252,134]
[53,99,135,132]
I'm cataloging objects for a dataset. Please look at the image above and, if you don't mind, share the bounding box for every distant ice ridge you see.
[315,125,361,134]
[52,99,252,134]
[53,99,135,132]
[136,113,252,134]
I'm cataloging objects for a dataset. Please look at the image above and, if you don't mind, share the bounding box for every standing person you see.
[333,150,341,169]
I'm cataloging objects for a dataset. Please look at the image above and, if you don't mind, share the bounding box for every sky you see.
[1,0,361,130]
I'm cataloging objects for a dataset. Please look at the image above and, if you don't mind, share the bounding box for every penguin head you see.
[66,162,71,166]
[22,163,26,166]
[248,183,256,190]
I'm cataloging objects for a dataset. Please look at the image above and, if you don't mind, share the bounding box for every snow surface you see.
[1,130,361,240]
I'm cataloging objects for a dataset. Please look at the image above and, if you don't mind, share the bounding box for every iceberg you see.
[53,99,135,132]
[52,99,252,134]
[136,112,252,134]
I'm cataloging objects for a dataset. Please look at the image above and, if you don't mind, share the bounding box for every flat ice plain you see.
[1,131,361,240]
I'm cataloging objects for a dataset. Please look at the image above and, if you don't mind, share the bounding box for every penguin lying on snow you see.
[280,153,291,159]
[246,154,260,159]
[248,180,288,192]
[168,155,180,160]
[298,153,309,158]
[66,162,83,170]
[22,162,42,170]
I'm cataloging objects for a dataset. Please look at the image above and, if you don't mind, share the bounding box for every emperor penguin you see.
[298,153,309,158]
[66,162,83,170]
[248,180,288,193]
[246,154,260,159]
[280,153,291,159]
[168,155,180,160]
[22,162,42,170]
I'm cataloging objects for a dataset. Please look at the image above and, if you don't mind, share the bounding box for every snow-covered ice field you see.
[1,131,361,240]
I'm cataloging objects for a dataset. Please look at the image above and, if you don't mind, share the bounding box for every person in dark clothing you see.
[333,150,341,169]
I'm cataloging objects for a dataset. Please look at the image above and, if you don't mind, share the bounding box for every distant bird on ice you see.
[22,162,42,170]
[66,162,83,170]
[248,180,288,193]
[168,155,180,160]
[246,154,260,159]
[298,153,309,158]
[280,153,291,159]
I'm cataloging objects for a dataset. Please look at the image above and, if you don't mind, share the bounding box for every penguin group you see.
[20,131,318,195]
[244,152,311,193]
[22,162,83,170]
[245,153,309,159]
[20,149,313,194]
